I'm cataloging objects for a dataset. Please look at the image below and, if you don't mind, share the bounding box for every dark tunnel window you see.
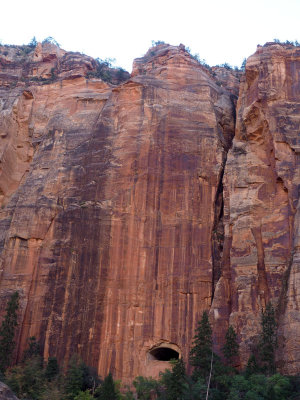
[149,347,179,361]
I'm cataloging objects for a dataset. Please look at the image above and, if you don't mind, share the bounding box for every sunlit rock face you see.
[0,42,236,382]
[0,40,299,382]
[211,42,300,370]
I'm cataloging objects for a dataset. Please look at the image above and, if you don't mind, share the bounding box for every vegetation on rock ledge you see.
[85,58,129,84]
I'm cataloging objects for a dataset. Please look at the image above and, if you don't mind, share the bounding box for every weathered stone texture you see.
[0,43,235,382]
[211,43,300,369]
[0,41,299,382]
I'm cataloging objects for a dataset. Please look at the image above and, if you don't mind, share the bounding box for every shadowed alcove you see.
[148,345,180,361]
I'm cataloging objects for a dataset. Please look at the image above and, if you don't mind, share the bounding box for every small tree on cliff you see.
[189,311,213,381]
[222,325,239,367]
[28,36,37,48]
[259,302,277,375]
[0,291,20,372]
[241,58,247,71]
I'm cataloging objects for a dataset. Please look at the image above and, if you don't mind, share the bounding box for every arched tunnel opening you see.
[149,347,180,361]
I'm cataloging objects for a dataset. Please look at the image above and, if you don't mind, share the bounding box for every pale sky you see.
[1,0,300,72]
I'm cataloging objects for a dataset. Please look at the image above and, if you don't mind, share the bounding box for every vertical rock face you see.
[0,40,299,381]
[0,43,236,381]
[211,43,300,368]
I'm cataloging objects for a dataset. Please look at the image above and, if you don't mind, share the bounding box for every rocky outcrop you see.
[211,42,300,368]
[211,66,241,98]
[0,382,19,400]
[0,40,299,383]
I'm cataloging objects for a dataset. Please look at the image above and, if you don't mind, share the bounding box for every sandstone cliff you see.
[211,42,300,372]
[0,40,299,382]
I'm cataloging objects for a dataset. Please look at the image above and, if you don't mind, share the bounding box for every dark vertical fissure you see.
[211,165,225,302]
[210,94,237,303]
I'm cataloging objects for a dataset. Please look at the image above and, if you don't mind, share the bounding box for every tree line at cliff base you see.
[0,292,300,399]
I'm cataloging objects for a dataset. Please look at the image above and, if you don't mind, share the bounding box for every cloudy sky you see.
[1,0,299,72]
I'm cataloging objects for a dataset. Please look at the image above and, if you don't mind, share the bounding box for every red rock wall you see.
[211,43,300,369]
[0,43,236,381]
[0,41,299,382]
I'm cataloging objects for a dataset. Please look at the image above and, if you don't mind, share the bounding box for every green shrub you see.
[74,390,94,400]
[95,372,119,400]
[0,292,20,372]
[45,357,59,381]
[133,376,161,400]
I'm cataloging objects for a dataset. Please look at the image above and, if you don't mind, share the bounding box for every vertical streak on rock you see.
[153,117,166,285]
[251,226,269,308]
[16,237,43,361]
[211,167,225,300]
[41,116,114,368]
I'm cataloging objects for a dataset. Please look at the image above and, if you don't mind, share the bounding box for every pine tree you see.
[132,376,160,400]
[189,311,213,381]
[45,357,59,381]
[222,325,239,367]
[28,36,37,48]
[74,390,94,400]
[22,336,41,362]
[5,353,45,399]
[259,302,277,375]
[161,358,186,400]
[0,291,19,372]
[241,58,247,71]
[65,355,85,399]
[245,354,260,377]
[95,372,118,400]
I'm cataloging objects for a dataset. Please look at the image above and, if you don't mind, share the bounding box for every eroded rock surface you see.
[0,42,236,382]
[0,40,299,382]
[211,42,300,369]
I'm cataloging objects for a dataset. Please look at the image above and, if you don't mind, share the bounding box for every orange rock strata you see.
[0,41,299,382]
